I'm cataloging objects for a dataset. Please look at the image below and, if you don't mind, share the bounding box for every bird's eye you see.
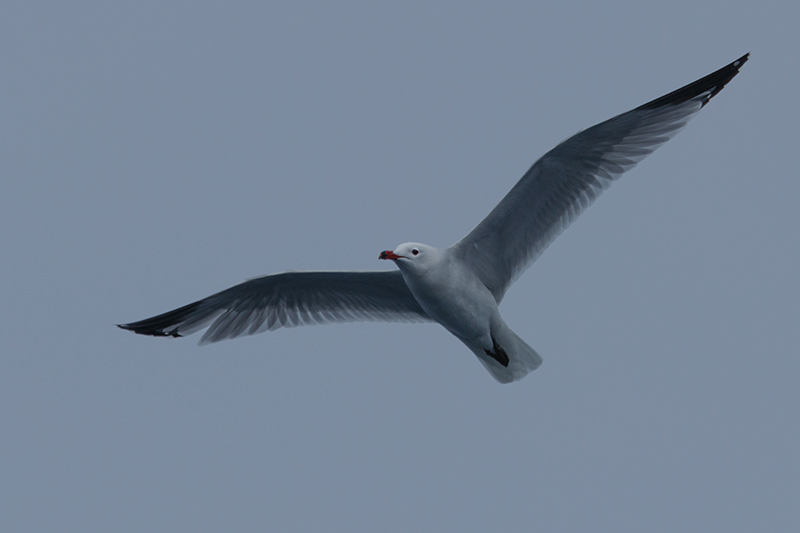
[412,249,419,256]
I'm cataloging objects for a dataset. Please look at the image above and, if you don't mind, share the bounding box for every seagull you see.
[119,53,749,383]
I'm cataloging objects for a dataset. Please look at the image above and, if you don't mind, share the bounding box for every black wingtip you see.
[637,53,749,111]
[117,300,203,338]
[117,322,183,337]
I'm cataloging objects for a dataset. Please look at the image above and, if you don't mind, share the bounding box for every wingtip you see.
[699,52,749,106]
[117,321,182,337]
[636,53,750,111]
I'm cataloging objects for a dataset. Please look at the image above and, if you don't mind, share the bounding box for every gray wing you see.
[118,270,431,344]
[452,53,749,302]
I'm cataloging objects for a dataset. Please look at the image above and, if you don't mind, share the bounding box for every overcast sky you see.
[2,1,798,531]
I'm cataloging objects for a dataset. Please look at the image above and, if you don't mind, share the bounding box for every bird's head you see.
[379,242,439,272]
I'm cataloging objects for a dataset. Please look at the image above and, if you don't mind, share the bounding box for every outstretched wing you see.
[119,270,431,344]
[452,53,749,301]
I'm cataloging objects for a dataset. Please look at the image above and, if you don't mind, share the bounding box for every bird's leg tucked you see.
[485,336,509,367]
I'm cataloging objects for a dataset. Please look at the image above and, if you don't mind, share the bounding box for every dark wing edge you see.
[453,53,749,301]
[637,53,749,110]
[118,270,431,345]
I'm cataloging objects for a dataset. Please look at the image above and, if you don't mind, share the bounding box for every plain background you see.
[2,1,798,531]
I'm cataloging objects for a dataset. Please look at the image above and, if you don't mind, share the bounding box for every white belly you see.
[401,261,498,346]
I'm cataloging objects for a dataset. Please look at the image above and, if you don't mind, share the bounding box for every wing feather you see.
[453,54,748,301]
[118,270,431,344]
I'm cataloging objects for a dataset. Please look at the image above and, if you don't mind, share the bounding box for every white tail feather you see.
[461,320,543,384]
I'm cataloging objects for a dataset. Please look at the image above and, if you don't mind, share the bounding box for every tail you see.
[462,320,543,384]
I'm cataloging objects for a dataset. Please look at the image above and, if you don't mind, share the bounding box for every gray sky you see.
[2,1,798,531]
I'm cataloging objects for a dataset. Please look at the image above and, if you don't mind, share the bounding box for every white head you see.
[378,242,440,272]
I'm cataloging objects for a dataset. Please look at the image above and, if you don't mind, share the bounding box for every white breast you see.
[399,249,498,345]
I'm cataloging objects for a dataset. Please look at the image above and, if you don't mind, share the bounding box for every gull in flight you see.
[120,54,749,383]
